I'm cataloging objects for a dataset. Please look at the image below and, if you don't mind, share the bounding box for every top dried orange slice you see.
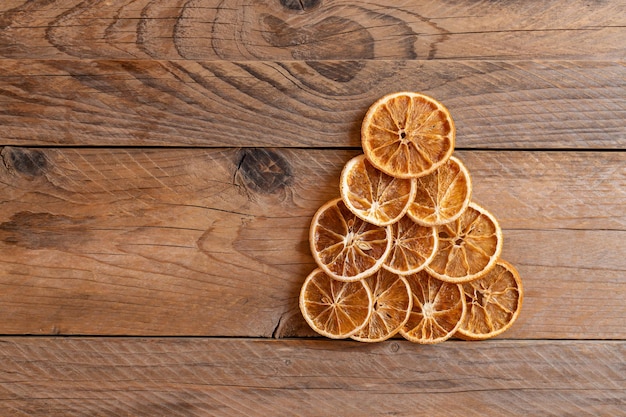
[351,269,412,343]
[340,154,416,226]
[300,268,373,339]
[426,202,503,283]
[407,156,472,226]
[310,197,392,282]
[456,260,523,340]
[362,92,455,179]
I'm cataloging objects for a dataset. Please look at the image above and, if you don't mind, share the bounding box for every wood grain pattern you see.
[0,60,623,148]
[0,338,623,416]
[0,0,623,61]
[0,147,623,338]
[0,0,623,412]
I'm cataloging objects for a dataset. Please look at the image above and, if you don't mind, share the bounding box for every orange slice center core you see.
[422,302,435,318]
[344,231,372,251]
[474,289,491,307]
[345,231,357,247]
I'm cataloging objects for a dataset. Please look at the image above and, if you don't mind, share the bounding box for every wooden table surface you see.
[0,1,624,415]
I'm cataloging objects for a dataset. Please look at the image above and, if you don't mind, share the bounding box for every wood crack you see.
[271,313,285,339]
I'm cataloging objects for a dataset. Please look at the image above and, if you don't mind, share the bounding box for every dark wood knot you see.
[3,147,48,177]
[280,0,321,12]
[237,149,293,194]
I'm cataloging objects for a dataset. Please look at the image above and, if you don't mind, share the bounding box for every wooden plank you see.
[0,338,623,416]
[0,0,623,60]
[0,147,623,338]
[0,60,623,148]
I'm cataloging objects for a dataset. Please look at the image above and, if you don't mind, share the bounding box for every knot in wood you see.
[3,147,48,177]
[280,0,321,12]
[237,149,293,194]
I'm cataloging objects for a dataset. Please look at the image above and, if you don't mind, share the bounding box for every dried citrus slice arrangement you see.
[301,92,523,344]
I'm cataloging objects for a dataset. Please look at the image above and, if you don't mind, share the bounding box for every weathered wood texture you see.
[0,60,623,148]
[0,0,624,414]
[1,147,623,338]
[0,0,623,61]
[0,338,623,416]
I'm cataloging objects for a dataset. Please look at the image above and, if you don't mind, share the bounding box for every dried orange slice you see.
[351,269,412,342]
[407,156,472,226]
[383,216,437,275]
[426,202,503,283]
[457,260,523,340]
[400,270,466,344]
[300,269,373,339]
[310,197,392,282]
[361,92,455,179]
[340,154,416,226]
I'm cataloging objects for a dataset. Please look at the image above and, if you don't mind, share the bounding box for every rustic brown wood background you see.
[0,1,624,415]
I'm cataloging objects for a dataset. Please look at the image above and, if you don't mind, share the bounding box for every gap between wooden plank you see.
[1,145,624,152]
[0,334,620,342]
